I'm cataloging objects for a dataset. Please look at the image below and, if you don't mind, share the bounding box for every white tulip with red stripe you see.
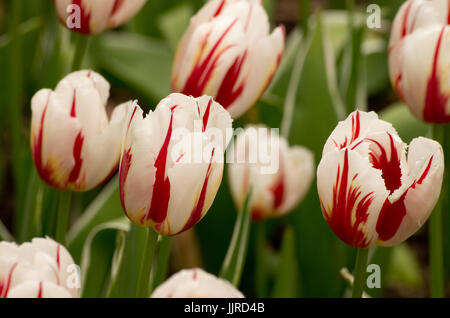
[151,268,244,298]
[119,93,232,236]
[317,110,444,248]
[172,0,285,119]
[389,0,450,123]
[0,238,80,298]
[31,70,131,191]
[228,125,314,220]
[53,0,147,34]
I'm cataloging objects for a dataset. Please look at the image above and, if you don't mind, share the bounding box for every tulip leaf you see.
[157,3,193,52]
[67,176,124,263]
[106,224,148,298]
[93,32,172,104]
[282,14,355,297]
[271,226,301,298]
[80,218,130,298]
[443,125,450,280]
[386,243,424,291]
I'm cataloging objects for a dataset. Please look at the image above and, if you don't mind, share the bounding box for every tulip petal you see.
[317,148,389,248]
[377,137,444,246]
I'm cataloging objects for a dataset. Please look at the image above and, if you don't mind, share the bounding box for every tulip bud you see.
[31,70,131,191]
[171,0,285,119]
[0,237,80,298]
[151,268,244,298]
[389,0,450,123]
[53,0,147,34]
[317,110,444,248]
[228,125,314,221]
[119,93,233,236]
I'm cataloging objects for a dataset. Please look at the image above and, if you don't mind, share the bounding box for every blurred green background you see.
[0,0,448,298]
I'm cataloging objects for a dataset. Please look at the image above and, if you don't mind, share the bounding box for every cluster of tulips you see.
[1,0,449,298]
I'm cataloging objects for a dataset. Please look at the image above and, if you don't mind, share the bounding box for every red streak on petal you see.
[269,155,285,211]
[70,89,76,117]
[367,133,402,193]
[215,50,247,109]
[322,149,374,248]
[376,155,434,241]
[181,19,238,99]
[193,269,198,280]
[338,110,361,149]
[0,263,18,298]
[68,132,85,184]
[147,107,177,224]
[111,0,125,16]
[401,1,413,38]
[56,244,61,270]
[395,73,404,101]
[37,282,43,298]
[72,0,91,34]
[213,0,226,17]
[119,148,132,217]
[180,148,216,233]
[244,5,253,32]
[202,98,213,132]
[423,27,450,123]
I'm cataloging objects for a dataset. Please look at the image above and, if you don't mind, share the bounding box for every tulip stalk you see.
[351,248,368,298]
[136,228,159,298]
[55,191,72,244]
[220,188,253,287]
[429,124,445,298]
[71,34,89,71]
[151,236,172,290]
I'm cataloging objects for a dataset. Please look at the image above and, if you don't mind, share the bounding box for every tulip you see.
[171,0,285,119]
[0,237,80,298]
[119,93,232,236]
[31,70,131,191]
[151,268,244,298]
[388,0,450,123]
[53,0,147,34]
[228,125,314,220]
[317,110,444,248]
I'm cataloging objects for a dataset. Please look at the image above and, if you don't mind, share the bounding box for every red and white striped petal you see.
[108,0,147,29]
[322,110,398,155]
[317,148,389,248]
[389,0,450,123]
[172,0,285,119]
[8,281,72,298]
[30,70,129,191]
[228,126,314,220]
[398,26,450,122]
[318,110,445,248]
[377,137,444,246]
[151,268,244,298]
[53,0,147,34]
[119,93,232,235]
[0,238,79,298]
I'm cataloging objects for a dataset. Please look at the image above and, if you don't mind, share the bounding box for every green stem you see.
[9,0,25,206]
[255,222,267,297]
[55,191,72,245]
[299,0,311,35]
[430,124,444,298]
[219,188,253,287]
[71,34,89,71]
[352,248,368,298]
[136,229,159,298]
[151,236,172,291]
